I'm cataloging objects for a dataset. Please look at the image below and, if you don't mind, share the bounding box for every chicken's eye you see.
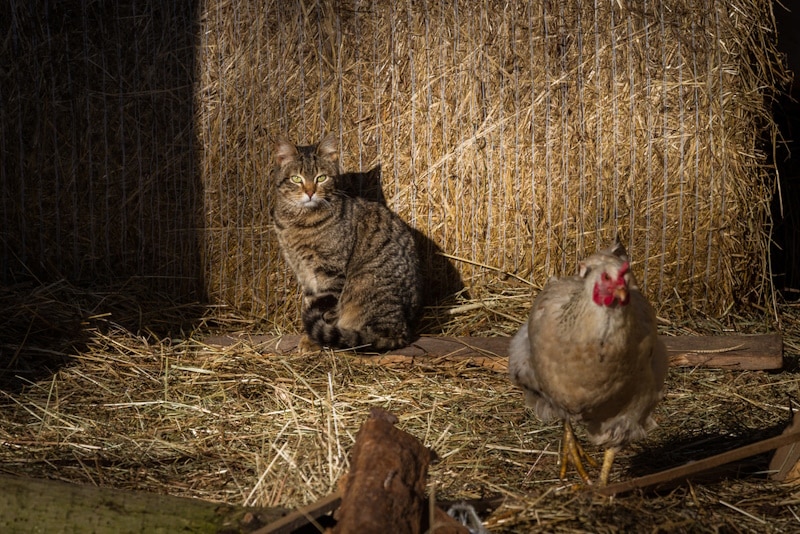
[601,272,610,282]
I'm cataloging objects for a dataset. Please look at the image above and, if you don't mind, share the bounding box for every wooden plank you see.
[375,336,511,372]
[0,474,287,533]
[203,333,783,371]
[599,428,800,496]
[770,411,800,483]
[663,333,783,370]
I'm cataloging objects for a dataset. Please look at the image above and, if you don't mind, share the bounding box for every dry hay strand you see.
[1,306,799,532]
[0,279,206,393]
[198,0,789,330]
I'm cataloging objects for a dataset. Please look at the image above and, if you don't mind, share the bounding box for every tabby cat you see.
[271,134,422,351]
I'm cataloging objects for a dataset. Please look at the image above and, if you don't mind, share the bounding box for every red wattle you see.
[592,283,614,306]
[593,280,628,307]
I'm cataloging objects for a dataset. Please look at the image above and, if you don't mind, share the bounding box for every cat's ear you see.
[316,133,339,163]
[274,137,299,167]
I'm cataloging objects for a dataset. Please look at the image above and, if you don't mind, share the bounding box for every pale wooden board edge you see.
[202,333,783,371]
[600,423,800,496]
[769,411,800,482]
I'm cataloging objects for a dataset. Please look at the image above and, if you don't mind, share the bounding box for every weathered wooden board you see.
[663,333,783,370]
[0,474,286,533]
[601,418,800,496]
[770,411,800,483]
[203,333,783,371]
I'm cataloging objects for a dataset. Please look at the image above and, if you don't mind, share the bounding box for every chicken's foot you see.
[559,420,598,484]
[598,447,618,487]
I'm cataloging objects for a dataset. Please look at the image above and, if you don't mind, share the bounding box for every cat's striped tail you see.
[302,296,409,351]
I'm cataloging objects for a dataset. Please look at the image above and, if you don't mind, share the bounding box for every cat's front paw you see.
[298,334,322,354]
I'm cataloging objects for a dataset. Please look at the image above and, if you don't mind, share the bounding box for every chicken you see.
[508,243,667,486]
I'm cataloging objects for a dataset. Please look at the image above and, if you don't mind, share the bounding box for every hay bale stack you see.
[1,1,788,332]
[198,0,787,327]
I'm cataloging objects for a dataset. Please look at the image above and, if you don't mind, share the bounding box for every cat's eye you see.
[315,175,328,183]
[290,175,303,184]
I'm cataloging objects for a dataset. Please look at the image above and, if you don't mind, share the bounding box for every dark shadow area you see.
[340,164,469,331]
[772,5,800,301]
[0,2,204,392]
[625,418,792,493]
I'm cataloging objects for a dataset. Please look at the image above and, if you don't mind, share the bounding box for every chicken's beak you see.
[614,285,630,305]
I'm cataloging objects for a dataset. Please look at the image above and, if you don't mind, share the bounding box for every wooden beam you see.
[770,411,800,483]
[203,333,783,371]
[663,333,783,370]
[0,474,287,533]
[599,426,800,496]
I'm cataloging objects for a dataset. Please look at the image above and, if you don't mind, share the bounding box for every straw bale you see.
[194,0,788,331]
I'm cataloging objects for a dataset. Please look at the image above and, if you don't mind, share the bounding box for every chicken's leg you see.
[559,420,598,484]
[598,446,618,487]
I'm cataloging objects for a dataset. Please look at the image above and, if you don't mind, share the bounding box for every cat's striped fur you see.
[271,134,421,351]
